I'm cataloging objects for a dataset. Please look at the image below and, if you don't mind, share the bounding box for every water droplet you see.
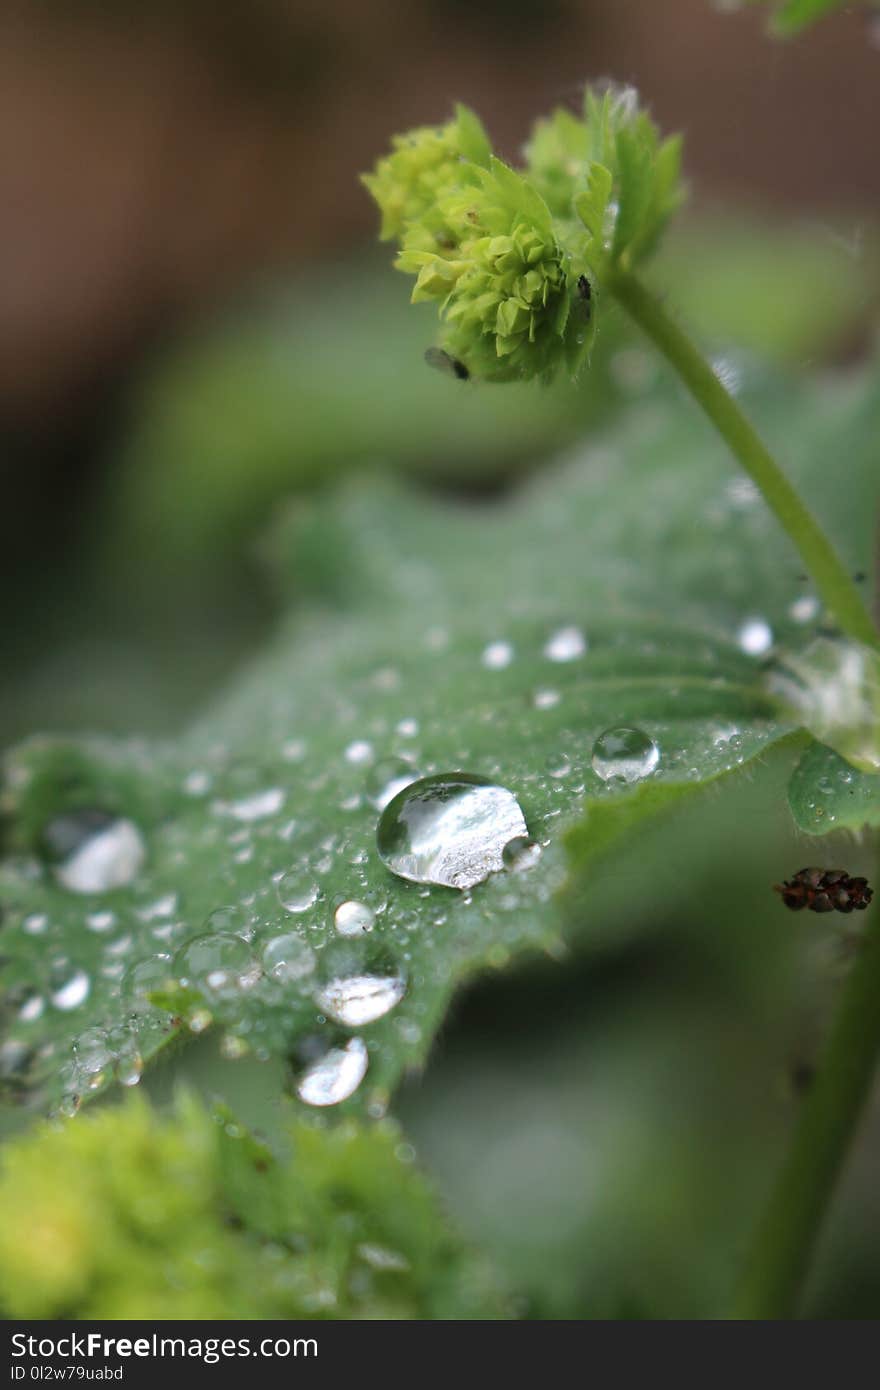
[591,727,660,784]
[45,813,145,894]
[481,640,514,670]
[545,752,571,779]
[50,966,90,1011]
[366,758,421,811]
[277,872,321,914]
[183,769,212,796]
[261,932,316,983]
[543,625,587,662]
[334,900,375,937]
[22,913,48,936]
[314,945,406,1027]
[344,740,374,766]
[738,617,773,656]
[115,1047,143,1087]
[295,1036,368,1107]
[85,910,115,933]
[533,688,560,710]
[502,836,543,873]
[122,954,173,1013]
[226,787,285,822]
[376,772,528,890]
[789,594,820,624]
[73,1027,113,1078]
[204,905,250,938]
[357,1244,410,1272]
[174,934,258,995]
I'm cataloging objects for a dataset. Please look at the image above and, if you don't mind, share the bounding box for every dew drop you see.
[344,740,374,766]
[533,688,560,710]
[226,787,285,822]
[277,872,321,914]
[261,932,316,983]
[174,933,258,995]
[591,727,660,784]
[545,752,571,779]
[738,617,773,656]
[334,900,375,937]
[502,836,543,873]
[50,966,90,1012]
[122,954,174,1014]
[366,758,421,811]
[45,812,145,894]
[295,1036,368,1107]
[543,625,587,662]
[481,640,514,670]
[376,772,528,890]
[314,943,406,1027]
[789,594,820,624]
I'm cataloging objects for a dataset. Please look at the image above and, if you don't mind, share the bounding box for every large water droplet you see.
[376,773,528,890]
[45,812,145,894]
[591,727,660,784]
[295,1036,368,1107]
[261,932,316,983]
[543,625,587,662]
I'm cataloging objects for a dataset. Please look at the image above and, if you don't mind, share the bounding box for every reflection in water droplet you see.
[591,727,660,784]
[277,872,321,914]
[261,932,315,983]
[334,900,375,937]
[502,836,543,873]
[376,773,528,890]
[738,617,773,656]
[543,625,587,662]
[50,967,90,1011]
[315,969,406,1027]
[366,759,421,811]
[174,933,257,995]
[481,640,514,670]
[46,813,145,894]
[296,1036,368,1107]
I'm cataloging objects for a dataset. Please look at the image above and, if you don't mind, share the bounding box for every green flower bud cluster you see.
[0,1093,504,1320]
[363,85,684,383]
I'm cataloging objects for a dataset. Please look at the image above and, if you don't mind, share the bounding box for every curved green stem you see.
[611,267,880,1319]
[609,270,879,652]
[732,905,880,1318]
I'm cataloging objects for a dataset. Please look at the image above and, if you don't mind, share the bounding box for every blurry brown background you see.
[2,0,878,427]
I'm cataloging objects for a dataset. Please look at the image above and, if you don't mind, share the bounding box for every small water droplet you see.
[543,625,587,662]
[45,812,145,894]
[789,594,820,624]
[295,1036,368,1107]
[533,688,560,710]
[122,954,173,1013]
[591,727,660,784]
[85,910,116,933]
[545,752,571,779]
[502,836,543,873]
[357,1244,411,1272]
[738,617,773,656]
[115,1047,143,1087]
[344,740,374,766]
[261,932,316,983]
[376,772,528,890]
[365,758,421,811]
[225,787,285,822]
[481,640,514,670]
[334,900,375,937]
[174,933,258,995]
[73,1027,114,1078]
[277,872,321,914]
[49,966,90,1012]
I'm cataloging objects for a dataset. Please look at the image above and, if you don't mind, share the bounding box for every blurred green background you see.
[2,0,880,1318]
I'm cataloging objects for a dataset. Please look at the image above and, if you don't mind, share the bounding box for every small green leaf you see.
[0,1092,503,1319]
[788,741,880,836]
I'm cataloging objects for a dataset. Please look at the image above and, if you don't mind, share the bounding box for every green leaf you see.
[788,741,880,836]
[574,161,613,261]
[750,0,854,35]
[2,362,878,1116]
[0,1091,503,1319]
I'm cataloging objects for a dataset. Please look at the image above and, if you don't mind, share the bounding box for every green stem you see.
[609,270,879,652]
[732,905,880,1318]
[611,268,880,1319]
